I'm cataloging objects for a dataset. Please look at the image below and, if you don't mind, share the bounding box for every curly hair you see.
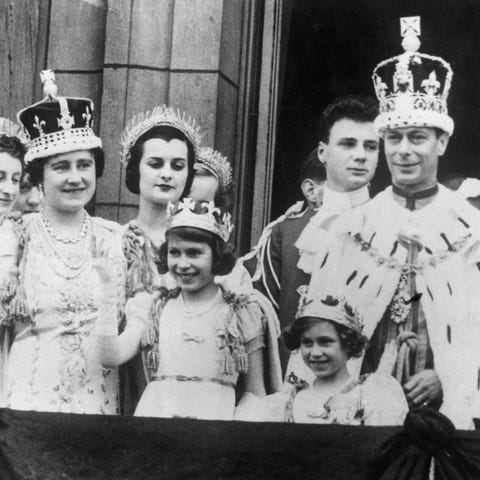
[26,147,104,186]
[157,226,236,277]
[0,134,26,173]
[283,316,368,359]
[125,125,195,197]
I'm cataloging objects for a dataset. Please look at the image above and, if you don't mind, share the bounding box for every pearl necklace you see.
[40,210,89,244]
[37,213,93,279]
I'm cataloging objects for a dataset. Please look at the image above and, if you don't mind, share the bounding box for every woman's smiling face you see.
[42,150,96,213]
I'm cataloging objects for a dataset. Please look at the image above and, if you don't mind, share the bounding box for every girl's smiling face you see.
[138,138,189,205]
[300,319,349,381]
[167,234,216,297]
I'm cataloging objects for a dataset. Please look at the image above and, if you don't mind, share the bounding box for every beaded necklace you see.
[40,210,89,244]
[36,212,93,280]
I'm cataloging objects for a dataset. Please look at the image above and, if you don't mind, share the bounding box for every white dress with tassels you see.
[135,289,264,420]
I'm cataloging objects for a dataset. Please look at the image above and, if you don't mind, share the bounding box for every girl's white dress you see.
[0,213,127,414]
[262,373,408,426]
[135,289,265,420]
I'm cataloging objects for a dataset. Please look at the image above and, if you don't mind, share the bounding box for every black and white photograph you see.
[0,0,480,478]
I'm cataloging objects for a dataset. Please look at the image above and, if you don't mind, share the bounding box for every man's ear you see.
[436,132,450,157]
[301,178,320,206]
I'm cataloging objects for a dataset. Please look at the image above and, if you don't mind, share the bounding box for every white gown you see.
[1,213,126,414]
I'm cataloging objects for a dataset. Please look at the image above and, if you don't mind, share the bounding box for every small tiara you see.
[295,286,364,334]
[196,147,233,193]
[167,198,233,242]
[0,118,29,145]
[120,105,203,167]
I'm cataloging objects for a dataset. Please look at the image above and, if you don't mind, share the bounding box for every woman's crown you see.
[167,198,233,242]
[0,117,29,145]
[120,105,203,167]
[196,147,233,193]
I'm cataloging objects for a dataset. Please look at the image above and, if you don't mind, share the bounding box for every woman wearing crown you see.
[118,105,203,413]
[0,118,27,217]
[94,198,282,420]
[262,289,408,425]
[0,70,129,414]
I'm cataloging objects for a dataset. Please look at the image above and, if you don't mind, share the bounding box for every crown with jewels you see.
[120,105,203,167]
[196,147,233,193]
[166,198,233,242]
[17,69,102,164]
[372,16,454,136]
[295,286,364,334]
[0,117,29,145]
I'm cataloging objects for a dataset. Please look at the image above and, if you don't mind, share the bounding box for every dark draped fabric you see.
[369,407,480,480]
[0,408,479,479]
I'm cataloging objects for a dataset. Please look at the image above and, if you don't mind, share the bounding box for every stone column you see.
[97,0,245,224]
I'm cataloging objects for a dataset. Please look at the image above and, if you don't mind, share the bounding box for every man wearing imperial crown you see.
[303,17,480,429]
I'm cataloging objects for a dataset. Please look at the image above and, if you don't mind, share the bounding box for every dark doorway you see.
[271,0,480,219]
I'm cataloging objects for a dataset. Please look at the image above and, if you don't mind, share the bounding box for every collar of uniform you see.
[391,184,439,211]
[321,184,370,213]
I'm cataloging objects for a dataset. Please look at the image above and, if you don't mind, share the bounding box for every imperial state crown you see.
[372,16,454,136]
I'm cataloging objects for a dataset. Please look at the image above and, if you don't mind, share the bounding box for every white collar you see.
[321,184,370,213]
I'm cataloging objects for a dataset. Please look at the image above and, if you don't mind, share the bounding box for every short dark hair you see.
[125,126,195,196]
[299,148,326,184]
[0,134,26,173]
[157,226,236,277]
[318,95,378,143]
[26,147,104,186]
[283,316,368,359]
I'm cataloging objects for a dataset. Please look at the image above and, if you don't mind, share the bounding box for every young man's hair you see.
[157,226,236,276]
[283,316,368,359]
[318,95,379,144]
[299,148,326,184]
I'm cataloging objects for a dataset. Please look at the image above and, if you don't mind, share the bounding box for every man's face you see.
[384,127,449,191]
[319,119,379,192]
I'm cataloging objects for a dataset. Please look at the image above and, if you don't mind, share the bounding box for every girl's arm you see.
[244,348,266,398]
[233,345,267,421]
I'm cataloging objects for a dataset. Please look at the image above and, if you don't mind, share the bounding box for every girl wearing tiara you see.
[262,289,408,425]
[119,105,202,412]
[94,199,282,420]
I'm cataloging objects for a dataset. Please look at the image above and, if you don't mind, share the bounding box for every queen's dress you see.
[0,212,128,414]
